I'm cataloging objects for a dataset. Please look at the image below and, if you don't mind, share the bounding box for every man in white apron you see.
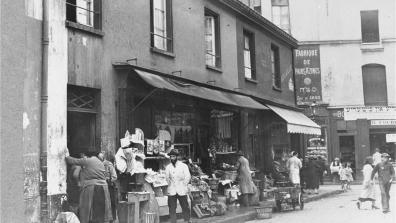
[287,151,302,185]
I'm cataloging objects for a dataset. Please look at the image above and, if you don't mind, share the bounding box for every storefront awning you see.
[135,69,268,110]
[266,104,321,135]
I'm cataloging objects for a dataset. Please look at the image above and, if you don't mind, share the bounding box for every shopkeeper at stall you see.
[165,149,191,223]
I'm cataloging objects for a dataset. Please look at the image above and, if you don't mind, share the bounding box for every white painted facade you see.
[260,0,396,107]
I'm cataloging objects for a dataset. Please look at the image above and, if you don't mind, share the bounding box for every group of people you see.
[286,151,327,194]
[357,151,394,214]
[329,158,354,191]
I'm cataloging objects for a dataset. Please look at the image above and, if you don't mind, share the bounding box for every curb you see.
[304,190,344,203]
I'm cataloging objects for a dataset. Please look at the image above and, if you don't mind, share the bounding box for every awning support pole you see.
[129,88,159,113]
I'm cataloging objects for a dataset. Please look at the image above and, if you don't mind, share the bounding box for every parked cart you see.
[274,185,304,211]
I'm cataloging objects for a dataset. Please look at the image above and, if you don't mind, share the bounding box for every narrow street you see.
[249,185,396,223]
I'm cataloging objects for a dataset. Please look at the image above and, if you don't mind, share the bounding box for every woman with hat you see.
[356,156,379,210]
[330,157,341,184]
[234,150,255,206]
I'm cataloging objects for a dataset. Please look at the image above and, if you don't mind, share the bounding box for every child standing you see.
[345,162,354,190]
[339,163,348,191]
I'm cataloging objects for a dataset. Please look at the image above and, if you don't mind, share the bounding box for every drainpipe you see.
[40,0,49,222]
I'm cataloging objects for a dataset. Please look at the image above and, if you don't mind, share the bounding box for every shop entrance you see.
[370,131,396,160]
[339,135,356,169]
[66,85,100,206]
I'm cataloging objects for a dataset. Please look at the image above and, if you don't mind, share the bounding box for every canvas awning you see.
[266,104,321,135]
[135,69,268,110]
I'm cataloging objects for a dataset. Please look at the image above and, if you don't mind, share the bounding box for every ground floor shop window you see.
[306,127,328,162]
[370,131,396,161]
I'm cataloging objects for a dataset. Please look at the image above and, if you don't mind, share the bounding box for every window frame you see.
[66,0,102,31]
[271,44,281,90]
[360,10,380,44]
[243,30,256,80]
[150,0,174,53]
[362,64,387,106]
[205,8,221,69]
[271,0,290,33]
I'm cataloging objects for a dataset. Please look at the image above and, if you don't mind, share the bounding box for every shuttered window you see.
[362,64,387,106]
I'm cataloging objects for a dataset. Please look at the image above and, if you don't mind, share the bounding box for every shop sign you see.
[344,106,396,121]
[370,120,396,126]
[330,109,344,120]
[294,45,322,105]
[386,134,396,142]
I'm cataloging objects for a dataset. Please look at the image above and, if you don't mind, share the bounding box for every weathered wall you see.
[320,42,396,106]
[46,0,68,198]
[24,0,43,222]
[0,0,27,222]
[235,17,296,107]
[67,0,242,155]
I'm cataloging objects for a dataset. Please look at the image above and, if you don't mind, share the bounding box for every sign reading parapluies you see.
[294,45,322,105]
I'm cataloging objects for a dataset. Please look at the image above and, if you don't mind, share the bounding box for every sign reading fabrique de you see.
[294,45,322,105]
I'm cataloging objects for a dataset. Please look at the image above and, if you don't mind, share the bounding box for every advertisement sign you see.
[294,45,322,105]
[344,106,396,121]
[386,134,396,143]
[370,120,396,126]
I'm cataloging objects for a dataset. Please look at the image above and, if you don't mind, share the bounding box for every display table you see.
[127,192,150,223]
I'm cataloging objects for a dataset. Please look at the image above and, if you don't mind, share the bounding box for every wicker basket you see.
[255,206,272,219]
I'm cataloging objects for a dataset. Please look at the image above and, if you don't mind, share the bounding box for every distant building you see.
[257,0,396,170]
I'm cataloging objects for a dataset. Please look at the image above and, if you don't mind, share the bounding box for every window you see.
[271,0,290,33]
[362,64,387,106]
[66,0,101,29]
[240,0,262,14]
[271,44,281,89]
[243,31,255,79]
[151,0,173,52]
[205,9,221,68]
[361,10,380,43]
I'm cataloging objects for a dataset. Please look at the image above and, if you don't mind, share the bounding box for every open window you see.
[66,0,102,29]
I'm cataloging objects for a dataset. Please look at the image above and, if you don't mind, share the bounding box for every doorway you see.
[339,135,356,170]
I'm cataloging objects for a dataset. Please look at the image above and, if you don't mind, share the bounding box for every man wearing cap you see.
[371,153,395,213]
[165,149,191,223]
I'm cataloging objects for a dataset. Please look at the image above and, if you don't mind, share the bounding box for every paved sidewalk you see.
[161,185,344,223]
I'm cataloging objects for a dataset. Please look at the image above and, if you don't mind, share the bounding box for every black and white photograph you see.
[0,0,395,222]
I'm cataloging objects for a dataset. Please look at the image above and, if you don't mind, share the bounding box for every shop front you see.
[328,106,396,172]
[112,67,321,221]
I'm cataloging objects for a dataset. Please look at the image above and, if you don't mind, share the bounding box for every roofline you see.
[218,0,299,48]
[112,62,302,111]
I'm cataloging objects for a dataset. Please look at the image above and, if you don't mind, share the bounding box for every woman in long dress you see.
[235,152,255,206]
[66,151,113,223]
[356,156,379,209]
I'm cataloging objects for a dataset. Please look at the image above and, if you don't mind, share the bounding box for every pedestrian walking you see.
[317,156,327,185]
[305,156,321,194]
[372,148,382,166]
[371,153,395,214]
[98,152,118,223]
[330,157,341,184]
[235,150,256,206]
[356,156,379,210]
[339,163,349,191]
[165,149,191,223]
[286,151,302,186]
[65,151,113,223]
[345,162,354,190]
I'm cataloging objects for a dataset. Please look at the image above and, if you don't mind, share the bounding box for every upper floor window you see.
[205,9,221,68]
[271,0,290,34]
[243,30,255,80]
[66,0,101,29]
[362,64,387,106]
[151,0,173,52]
[360,10,380,43]
[271,44,281,90]
[240,0,262,14]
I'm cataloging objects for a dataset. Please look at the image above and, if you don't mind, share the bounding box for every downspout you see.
[40,0,49,222]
